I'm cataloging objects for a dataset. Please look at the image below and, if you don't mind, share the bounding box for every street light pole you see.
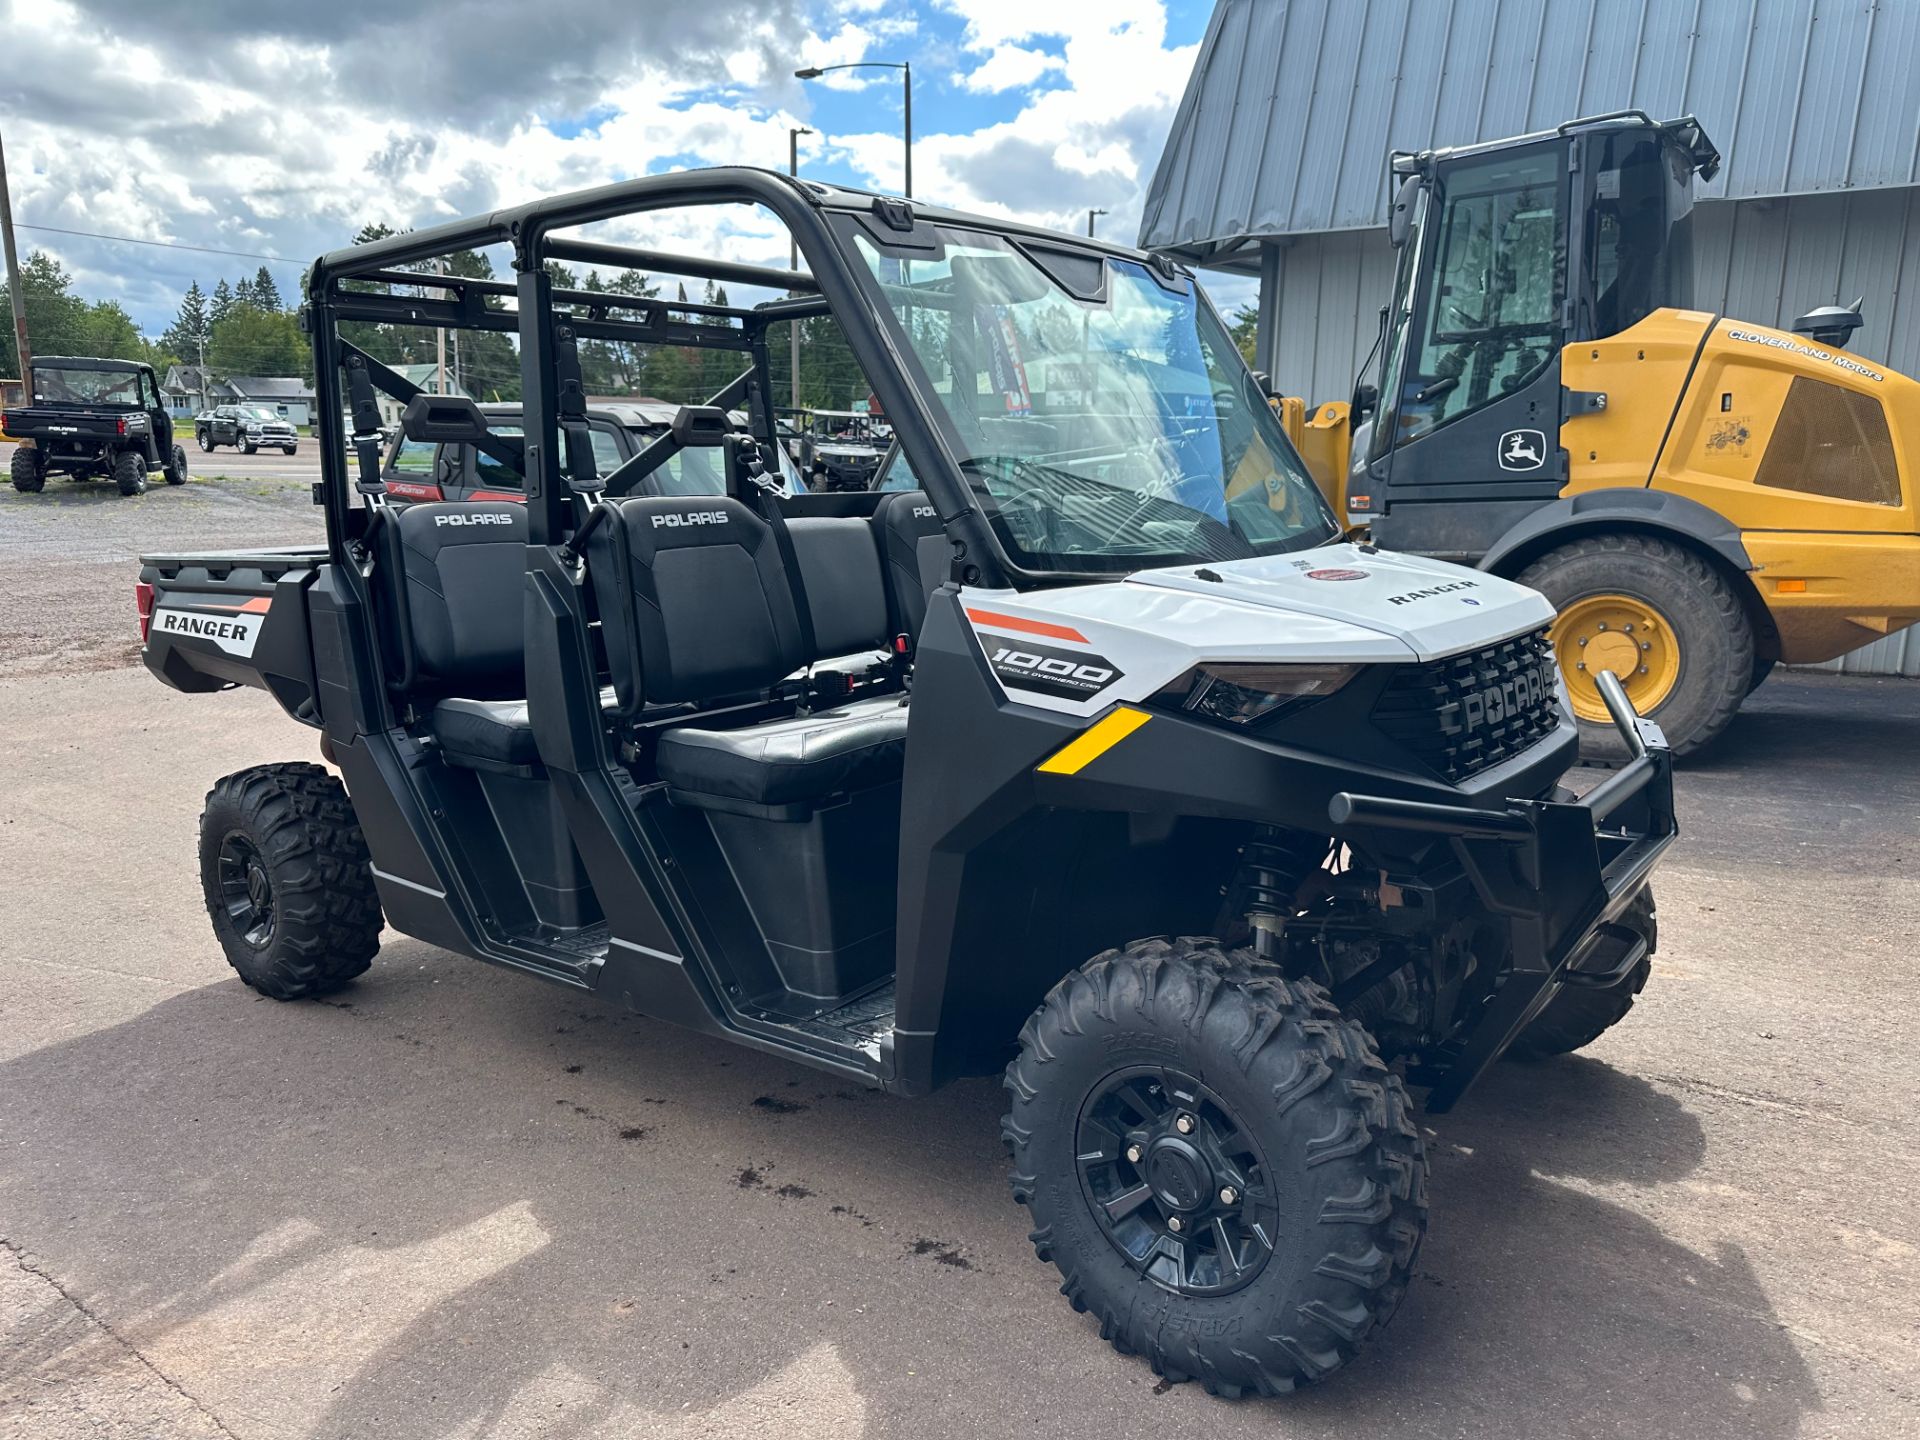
[1087,208,1108,238]
[788,125,812,408]
[0,125,32,386]
[793,60,913,198]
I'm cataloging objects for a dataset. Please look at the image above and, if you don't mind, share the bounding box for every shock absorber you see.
[1231,827,1333,964]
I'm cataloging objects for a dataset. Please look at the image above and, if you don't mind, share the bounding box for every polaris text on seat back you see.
[138,167,1677,1398]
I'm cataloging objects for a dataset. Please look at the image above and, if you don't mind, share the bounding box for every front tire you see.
[283,444,298,455]
[1507,888,1657,1061]
[199,762,383,1000]
[164,443,189,485]
[112,450,148,495]
[242,441,258,455]
[10,445,46,492]
[1520,533,1753,761]
[1005,937,1428,1397]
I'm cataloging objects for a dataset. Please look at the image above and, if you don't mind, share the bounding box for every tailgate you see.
[140,548,328,721]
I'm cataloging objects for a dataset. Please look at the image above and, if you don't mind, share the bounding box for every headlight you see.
[1153,662,1358,725]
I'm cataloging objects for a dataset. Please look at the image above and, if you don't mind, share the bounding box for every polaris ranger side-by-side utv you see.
[139,170,1674,1396]
[6,355,189,495]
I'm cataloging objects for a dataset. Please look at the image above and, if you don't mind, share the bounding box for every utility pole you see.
[0,124,31,388]
[788,125,812,409]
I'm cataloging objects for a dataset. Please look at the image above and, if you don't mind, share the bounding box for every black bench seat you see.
[654,694,908,810]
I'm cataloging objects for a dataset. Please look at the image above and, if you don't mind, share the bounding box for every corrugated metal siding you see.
[1262,191,1920,676]
[1143,0,1920,257]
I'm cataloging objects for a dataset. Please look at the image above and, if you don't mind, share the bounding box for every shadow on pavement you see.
[0,949,1819,1440]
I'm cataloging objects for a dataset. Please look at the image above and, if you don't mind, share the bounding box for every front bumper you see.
[1330,671,1677,1111]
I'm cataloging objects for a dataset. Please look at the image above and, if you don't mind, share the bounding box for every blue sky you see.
[2,0,1240,339]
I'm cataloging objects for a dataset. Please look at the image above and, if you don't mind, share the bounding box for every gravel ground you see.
[0,441,322,680]
[1,499,1917,1439]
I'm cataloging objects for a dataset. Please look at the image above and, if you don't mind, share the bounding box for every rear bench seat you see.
[587,494,909,814]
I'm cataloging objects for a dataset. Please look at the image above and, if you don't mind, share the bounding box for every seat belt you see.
[740,439,818,676]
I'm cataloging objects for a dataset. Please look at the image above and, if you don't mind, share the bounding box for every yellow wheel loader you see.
[1281,112,1920,760]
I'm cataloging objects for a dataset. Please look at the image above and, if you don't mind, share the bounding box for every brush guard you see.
[1329,671,1676,1111]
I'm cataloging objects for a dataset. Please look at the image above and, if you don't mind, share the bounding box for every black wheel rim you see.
[1075,1066,1279,1297]
[217,834,276,950]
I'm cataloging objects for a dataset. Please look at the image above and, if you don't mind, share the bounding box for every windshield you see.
[239,405,282,422]
[30,365,142,406]
[851,226,1337,574]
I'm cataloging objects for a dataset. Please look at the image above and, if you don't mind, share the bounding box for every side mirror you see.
[1791,298,1864,351]
[1350,382,1379,426]
[1388,174,1421,249]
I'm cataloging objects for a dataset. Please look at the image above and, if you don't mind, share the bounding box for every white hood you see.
[1126,544,1554,663]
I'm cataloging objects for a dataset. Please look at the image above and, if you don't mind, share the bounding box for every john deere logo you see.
[1499,429,1547,471]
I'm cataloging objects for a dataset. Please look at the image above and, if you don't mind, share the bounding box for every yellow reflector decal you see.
[1775,578,1808,593]
[1036,707,1152,776]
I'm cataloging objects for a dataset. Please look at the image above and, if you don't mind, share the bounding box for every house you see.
[160,367,317,426]
[160,365,219,417]
[224,376,317,427]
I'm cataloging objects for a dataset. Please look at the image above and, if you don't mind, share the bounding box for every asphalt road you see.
[2,490,1917,1438]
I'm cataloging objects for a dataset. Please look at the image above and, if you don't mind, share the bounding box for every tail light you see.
[383,479,445,501]
[135,581,155,642]
[116,416,128,437]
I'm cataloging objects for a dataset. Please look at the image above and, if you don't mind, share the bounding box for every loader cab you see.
[1363,114,1718,557]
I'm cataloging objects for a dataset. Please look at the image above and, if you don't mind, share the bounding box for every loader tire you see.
[1520,533,1752,762]
[200,762,382,1000]
[1005,937,1428,1397]
[10,445,46,492]
[1507,888,1657,1060]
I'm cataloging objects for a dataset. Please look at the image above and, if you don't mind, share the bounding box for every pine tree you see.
[210,279,235,327]
[233,274,258,309]
[251,266,283,312]
[162,282,211,362]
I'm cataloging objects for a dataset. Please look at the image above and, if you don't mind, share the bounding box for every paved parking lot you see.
[2,480,1917,1439]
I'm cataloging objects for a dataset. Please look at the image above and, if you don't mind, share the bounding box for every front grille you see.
[1372,628,1561,783]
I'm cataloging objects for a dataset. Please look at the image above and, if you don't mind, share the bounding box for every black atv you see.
[5,356,187,496]
[137,169,1674,1397]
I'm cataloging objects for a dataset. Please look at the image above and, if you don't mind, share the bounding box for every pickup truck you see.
[196,404,300,454]
[5,356,188,495]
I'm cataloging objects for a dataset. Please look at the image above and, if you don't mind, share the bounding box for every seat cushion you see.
[655,695,909,807]
[431,689,623,769]
[432,696,539,767]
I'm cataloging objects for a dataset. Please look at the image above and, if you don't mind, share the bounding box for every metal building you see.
[1141,0,1920,674]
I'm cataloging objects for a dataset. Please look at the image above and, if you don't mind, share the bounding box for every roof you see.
[1141,0,1920,264]
[32,355,148,372]
[225,375,314,399]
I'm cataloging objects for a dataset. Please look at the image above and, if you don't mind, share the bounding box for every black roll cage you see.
[304,165,1224,600]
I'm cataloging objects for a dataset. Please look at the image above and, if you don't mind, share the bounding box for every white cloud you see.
[957,43,1065,93]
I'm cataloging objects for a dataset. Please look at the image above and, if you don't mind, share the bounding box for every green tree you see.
[0,251,156,372]
[207,305,306,377]
[233,274,258,309]
[162,281,211,362]
[251,266,284,312]
[209,279,235,328]
[1230,302,1259,368]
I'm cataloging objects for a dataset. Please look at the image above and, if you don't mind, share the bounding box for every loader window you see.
[1396,147,1563,443]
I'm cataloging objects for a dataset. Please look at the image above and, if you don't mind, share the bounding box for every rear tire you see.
[164,443,189,485]
[113,450,148,496]
[198,430,215,452]
[1519,533,1752,761]
[199,762,383,1000]
[1005,937,1428,1397]
[10,445,46,492]
[1506,889,1657,1060]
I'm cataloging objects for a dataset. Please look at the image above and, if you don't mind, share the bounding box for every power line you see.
[15,223,291,264]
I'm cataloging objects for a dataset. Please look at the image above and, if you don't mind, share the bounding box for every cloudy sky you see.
[2,0,1235,336]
